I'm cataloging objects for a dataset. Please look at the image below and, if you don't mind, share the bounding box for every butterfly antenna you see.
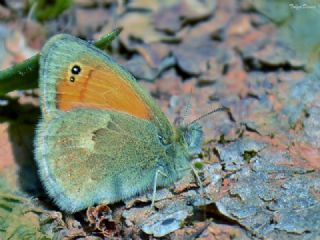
[174,89,193,126]
[187,107,230,126]
[181,98,192,124]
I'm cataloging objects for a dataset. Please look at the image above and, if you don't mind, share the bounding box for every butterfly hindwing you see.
[35,109,181,212]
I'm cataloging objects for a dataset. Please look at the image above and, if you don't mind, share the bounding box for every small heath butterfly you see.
[35,34,203,212]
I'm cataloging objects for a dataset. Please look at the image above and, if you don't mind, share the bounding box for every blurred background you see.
[0,0,320,239]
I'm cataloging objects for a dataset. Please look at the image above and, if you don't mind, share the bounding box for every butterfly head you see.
[175,107,229,157]
[176,122,204,156]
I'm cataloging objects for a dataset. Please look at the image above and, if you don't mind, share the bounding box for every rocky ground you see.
[0,0,319,239]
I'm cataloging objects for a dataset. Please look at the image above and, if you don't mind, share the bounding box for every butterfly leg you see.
[176,165,203,194]
[175,165,210,204]
[151,169,168,208]
[190,164,205,198]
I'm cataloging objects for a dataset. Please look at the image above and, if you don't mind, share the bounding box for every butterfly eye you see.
[184,123,204,155]
[70,76,75,82]
[71,65,81,75]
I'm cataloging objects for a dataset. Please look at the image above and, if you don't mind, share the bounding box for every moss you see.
[193,161,204,170]
[242,150,257,161]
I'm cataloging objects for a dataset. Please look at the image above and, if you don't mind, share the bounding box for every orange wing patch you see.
[56,62,151,120]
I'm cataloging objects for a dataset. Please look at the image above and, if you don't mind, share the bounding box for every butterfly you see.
[35,34,203,213]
